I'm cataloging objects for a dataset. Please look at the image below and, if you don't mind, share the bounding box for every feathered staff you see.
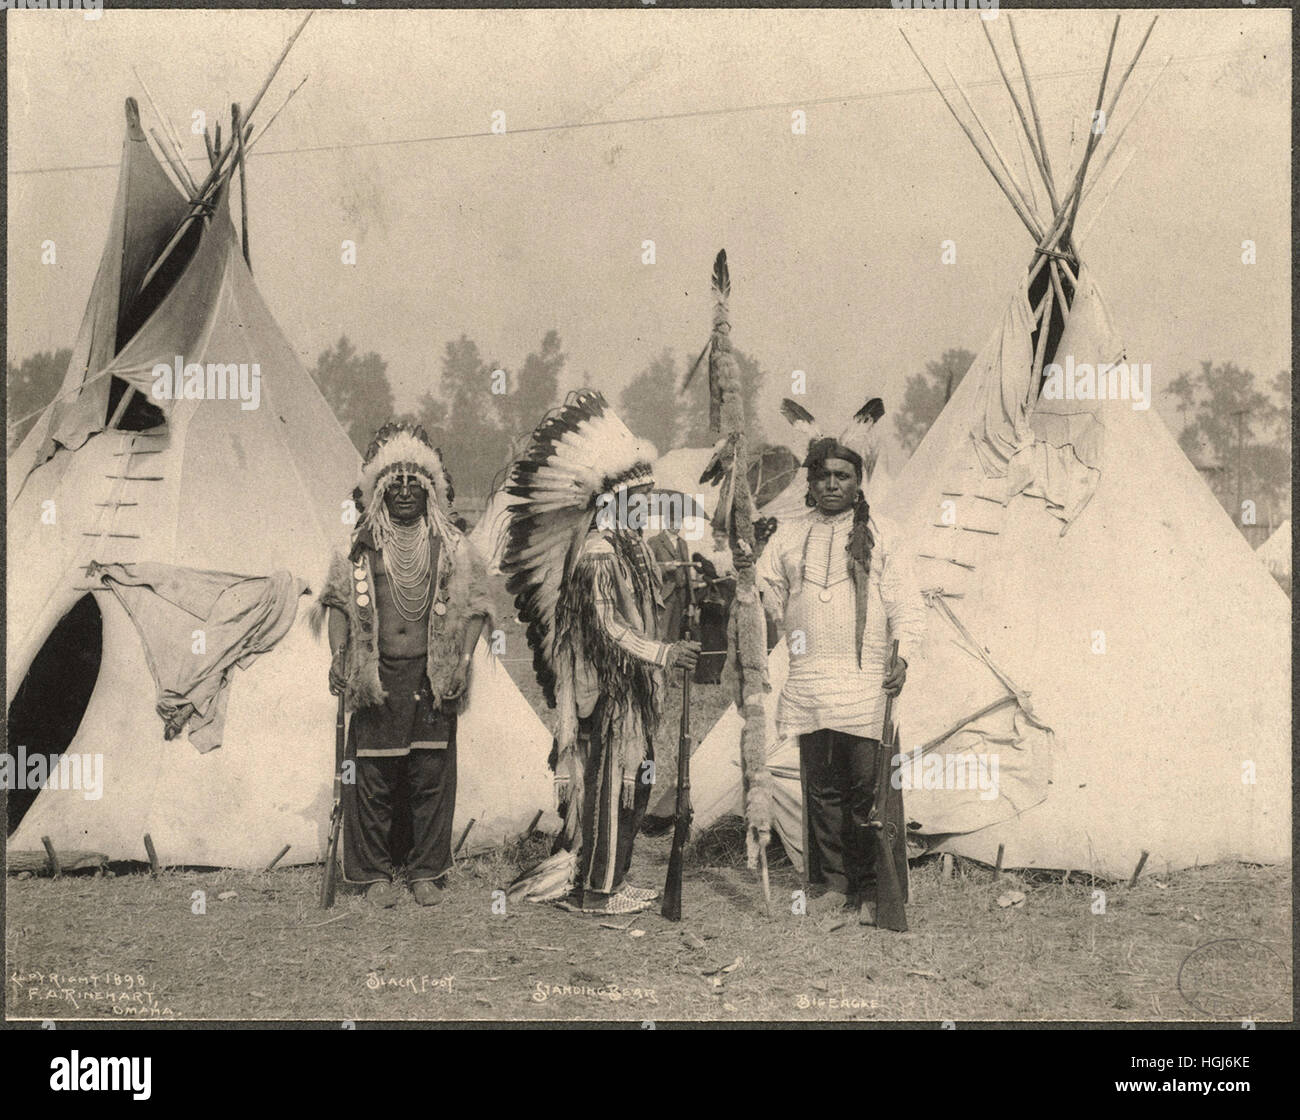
[683,250,773,908]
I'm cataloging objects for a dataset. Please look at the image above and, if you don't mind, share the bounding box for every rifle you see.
[319,692,346,909]
[867,639,909,932]
[660,622,693,921]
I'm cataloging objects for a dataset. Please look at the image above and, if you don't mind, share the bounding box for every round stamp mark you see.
[1176,939,1290,1020]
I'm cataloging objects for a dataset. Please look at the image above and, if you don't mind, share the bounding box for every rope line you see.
[7,49,1241,179]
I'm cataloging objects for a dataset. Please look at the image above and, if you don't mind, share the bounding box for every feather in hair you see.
[779,398,824,443]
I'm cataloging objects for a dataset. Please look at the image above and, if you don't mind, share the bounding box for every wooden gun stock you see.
[661,629,693,921]
[319,693,346,909]
[869,639,908,932]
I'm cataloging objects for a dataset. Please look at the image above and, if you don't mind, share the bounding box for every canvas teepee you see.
[1256,520,1291,582]
[687,17,1290,878]
[7,98,553,868]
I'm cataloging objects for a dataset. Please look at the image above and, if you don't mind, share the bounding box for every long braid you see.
[848,488,874,575]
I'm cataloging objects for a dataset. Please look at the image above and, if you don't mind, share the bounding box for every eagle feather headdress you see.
[352,421,458,543]
[501,391,657,901]
[500,389,657,710]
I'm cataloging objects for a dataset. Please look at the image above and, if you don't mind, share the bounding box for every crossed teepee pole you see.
[902,14,1166,399]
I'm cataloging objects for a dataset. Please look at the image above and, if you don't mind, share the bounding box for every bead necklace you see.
[382,518,433,622]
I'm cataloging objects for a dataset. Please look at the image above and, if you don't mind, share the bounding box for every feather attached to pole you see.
[693,251,772,899]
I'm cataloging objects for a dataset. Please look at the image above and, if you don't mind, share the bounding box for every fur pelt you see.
[311,526,493,713]
[708,249,773,846]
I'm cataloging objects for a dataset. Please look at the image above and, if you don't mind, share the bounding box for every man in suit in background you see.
[649,506,694,644]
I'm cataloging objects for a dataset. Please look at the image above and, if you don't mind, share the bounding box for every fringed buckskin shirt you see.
[756,509,925,741]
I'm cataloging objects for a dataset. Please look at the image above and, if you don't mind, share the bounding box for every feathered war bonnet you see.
[353,421,457,541]
[499,389,657,708]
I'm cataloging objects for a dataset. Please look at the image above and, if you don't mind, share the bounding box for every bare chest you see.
[368,548,436,651]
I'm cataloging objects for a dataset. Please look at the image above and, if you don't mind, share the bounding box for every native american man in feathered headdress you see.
[755,399,925,925]
[317,423,492,908]
[501,391,701,916]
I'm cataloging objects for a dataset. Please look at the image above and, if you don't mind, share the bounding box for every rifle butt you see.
[320,693,346,909]
[660,816,690,920]
[319,825,340,909]
[873,833,908,932]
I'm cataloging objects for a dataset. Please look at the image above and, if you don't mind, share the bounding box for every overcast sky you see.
[7,7,1290,448]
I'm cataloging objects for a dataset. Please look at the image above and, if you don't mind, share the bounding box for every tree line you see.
[8,340,1290,539]
[307,331,771,506]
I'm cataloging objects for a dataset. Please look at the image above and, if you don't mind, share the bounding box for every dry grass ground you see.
[4,577,1291,1024]
[5,844,1290,1023]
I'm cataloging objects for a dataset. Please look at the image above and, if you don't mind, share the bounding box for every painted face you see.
[383,473,429,523]
[808,457,860,515]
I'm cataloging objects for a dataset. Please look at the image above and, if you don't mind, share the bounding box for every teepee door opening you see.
[6,594,104,832]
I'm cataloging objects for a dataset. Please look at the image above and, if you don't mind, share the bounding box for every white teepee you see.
[686,20,1290,877]
[1256,520,1291,581]
[7,101,553,867]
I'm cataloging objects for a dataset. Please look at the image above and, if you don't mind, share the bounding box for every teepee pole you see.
[1027,282,1055,409]
[1048,259,1070,314]
[245,75,308,155]
[1072,52,1172,224]
[1096,15,1160,139]
[1075,148,1137,250]
[135,68,198,195]
[1008,16,1062,205]
[900,30,1040,242]
[1012,113,1041,217]
[1060,16,1121,241]
[1040,18,1164,272]
[106,382,137,430]
[1020,16,1158,275]
[981,19,1059,217]
[138,12,313,294]
[233,103,251,270]
[150,129,196,199]
[944,63,1044,238]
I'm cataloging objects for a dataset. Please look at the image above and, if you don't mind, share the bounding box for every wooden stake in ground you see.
[265,844,291,871]
[1128,849,1150,888]
[41,836,62,879]
[454,818,476,857]
[143,833,160,876]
